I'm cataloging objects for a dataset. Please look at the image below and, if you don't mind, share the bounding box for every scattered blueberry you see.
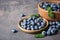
[48,27,52,31]
[42,31,47,36]
[51,28,57,35]
[21,13,26,17]
[56,25,60,29]
[47,30,51,36]
[51,25,56,28]
[11,29,18,33]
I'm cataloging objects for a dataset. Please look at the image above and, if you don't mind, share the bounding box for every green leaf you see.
[35,33,45,38]
[48,13,55,18]
[47,6,55,18]
[31,14,40,18]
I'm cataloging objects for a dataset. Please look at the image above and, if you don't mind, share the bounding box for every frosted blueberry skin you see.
[50,3,57,11]
[57,4,60,9]
[42,31,47,36]
[47,21,60,36]
[40,2,60,12]
[47,30,51,36]
[21,17,46,30]
[57,9,60,12]
[51,28,57,35]
[11,29,18,33]
[20,14,26,17]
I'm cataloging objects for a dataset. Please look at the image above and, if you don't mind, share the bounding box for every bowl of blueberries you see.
[38,1,60,21]
[18,16,48,33]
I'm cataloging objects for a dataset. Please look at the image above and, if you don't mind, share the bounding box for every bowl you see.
[18,16,48,33]
[38,1,60,21]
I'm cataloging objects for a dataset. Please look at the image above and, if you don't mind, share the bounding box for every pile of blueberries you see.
[42,21,60,36]
[40,2,60,12]
[21,17,46,30]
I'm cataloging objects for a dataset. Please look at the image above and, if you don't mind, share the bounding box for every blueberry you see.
[34,26,38,30]
[50,3,57,11]
[58,23,60,26]
[34,19,38,23]
[11,29,17,33]
[38,26,42,29]
[49,21,53,25]
[30,26,34,30]
[28,17,32,21]
[42,2,50,10]
[41,22,44,25]
[22,25,27,29]
[52,22,56,25]
[42,31,47,36]
[44,2,50,6]
[56,25,60,29]
[23,19,27,22]
[20,13,26,17]
[42,20,46,24]
[57,9,60,12]
[48,27,52,31]
[56,23,60,29]
[27,25,30,27]
[41,22,45,26]
[57,4,60,9]
[30,20,34,25]
[56,21,60,25]
[26,21,30,25]
[37,18,41,21]
[40,3,44,8]
[21,22,26,27]
[40,24,44,28]
[52,7,57,11]
[47,30,51,36]
[37,22,40,26]
[42,4,47,9]
[51,3,57,8]
[51,25,56,28]
[51,28,57,34]
[21,22,23,26]
[27,27,30,30]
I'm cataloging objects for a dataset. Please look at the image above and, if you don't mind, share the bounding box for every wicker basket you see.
[38,1,60,21]
[18,16,48,33]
